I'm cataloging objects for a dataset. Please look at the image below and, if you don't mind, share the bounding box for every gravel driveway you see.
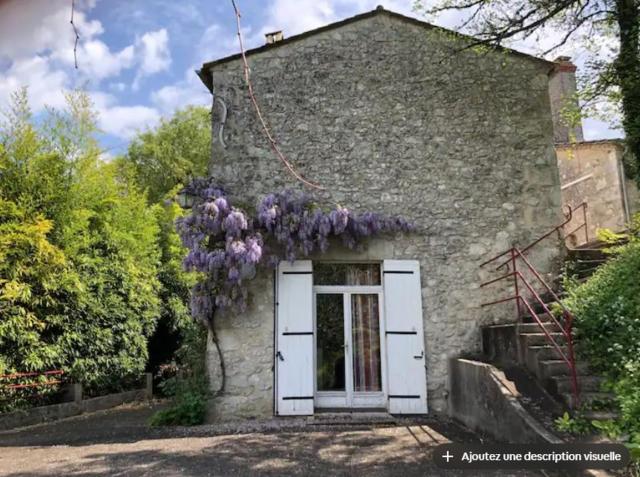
[0,403,543,477]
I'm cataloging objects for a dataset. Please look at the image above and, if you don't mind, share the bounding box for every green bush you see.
[566,242,640,372]
[0,89,161,401]
[150,324,209,426]
[565,218,640,450]
[149,390,207,427]
[554,411,593,435]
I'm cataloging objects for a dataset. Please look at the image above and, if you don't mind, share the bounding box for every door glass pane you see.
[313,263,381,286]
[351,294,382,392]
[316,294,345,391]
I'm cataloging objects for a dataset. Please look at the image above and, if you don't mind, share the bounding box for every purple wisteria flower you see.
[223,210,248,237]
[203,201,219,216]
[177,183,414,320]
[214,197,229,214]
[330,206,349,234]
[228,266,240,283]
[245,235,263,263]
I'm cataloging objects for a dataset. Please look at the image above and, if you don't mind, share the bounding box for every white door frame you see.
[313,285,388,409]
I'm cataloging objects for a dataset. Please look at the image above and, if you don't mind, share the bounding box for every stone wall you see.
[202,10,563,417]
[206,268,275,421]
[556,140,637,245]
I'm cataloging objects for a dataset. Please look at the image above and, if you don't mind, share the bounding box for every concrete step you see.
[583,410,620,421]
[518,322,562,334]
[551,375,604,394]
[307,412,396,425]
[560,391,615,409]
[520,332,566,347]
[567,248,609,262]
[538,360,589,379]
[524,344,568,377]
[521,313,556,323]
[526,345,568,362]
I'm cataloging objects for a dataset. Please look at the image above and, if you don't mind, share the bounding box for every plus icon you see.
[442,451,454,463]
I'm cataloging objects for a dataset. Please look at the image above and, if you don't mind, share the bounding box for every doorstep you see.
[306,411,397,426]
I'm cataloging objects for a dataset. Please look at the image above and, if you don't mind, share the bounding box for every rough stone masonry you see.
[199,8,564,420]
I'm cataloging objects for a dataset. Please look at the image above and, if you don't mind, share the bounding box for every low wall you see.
[448,358,560,444]
[0,374,152,431]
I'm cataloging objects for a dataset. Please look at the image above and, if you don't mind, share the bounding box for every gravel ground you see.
[0,402,545,477]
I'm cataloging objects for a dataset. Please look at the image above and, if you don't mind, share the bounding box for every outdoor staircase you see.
[516,245,618,419]
[479,202,625,422]
[565,245,610,282]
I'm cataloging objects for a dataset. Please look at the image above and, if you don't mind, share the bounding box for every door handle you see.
[414,351,424,360]
[276,351,285,361]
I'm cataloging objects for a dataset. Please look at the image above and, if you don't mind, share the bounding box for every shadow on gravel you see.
[0,427,534,477]
[0,403,484,449]
[0,404,165,447]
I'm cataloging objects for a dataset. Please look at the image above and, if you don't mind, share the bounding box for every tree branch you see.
[70,0,80,69]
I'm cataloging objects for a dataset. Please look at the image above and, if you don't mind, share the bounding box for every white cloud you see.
[0,0,170,141]
[98,105,160,138]
[197,24,243,63]
[257,0,417,40]
[99,150,114,162]
[583,118,622,141]
[109,82,127,92]
[0,56,68,111]
[133,29,171,89]
[151,83,207,114]
[261,0,337,36]
[151,66,210,114]
[81,90,161,140]
[138,29,171,75]
[52,40,136,81]
[0,0,103,61]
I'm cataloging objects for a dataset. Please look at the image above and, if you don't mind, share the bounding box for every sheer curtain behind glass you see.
[347,265,381,392]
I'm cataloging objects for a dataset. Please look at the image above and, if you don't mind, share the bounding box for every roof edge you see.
[197,7,555,93]
[555,138,625,148]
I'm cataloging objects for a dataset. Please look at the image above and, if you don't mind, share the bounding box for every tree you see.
[419,0,640,178]
[0,89,161,394]
[122,107,209,374]
[125,106,211,203]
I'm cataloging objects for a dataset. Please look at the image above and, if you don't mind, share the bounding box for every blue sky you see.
[0,0,621,158]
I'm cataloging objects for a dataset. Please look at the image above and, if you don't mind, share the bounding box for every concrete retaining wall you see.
[0,374,152,431]
[448,358,561,444]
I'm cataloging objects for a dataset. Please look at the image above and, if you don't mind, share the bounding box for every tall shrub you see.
[565,216,640,445]
[0,89,161,394]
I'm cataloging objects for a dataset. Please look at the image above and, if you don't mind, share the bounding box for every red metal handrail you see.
[480,251,579,406]
[0,370,64,380]
[481,202,588,272]
[479,205,573,270]
[563,202,588,246]
[0,370,65,391]
[480,221,582,407]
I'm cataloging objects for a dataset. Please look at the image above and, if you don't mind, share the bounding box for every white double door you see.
[314,288,386,408]
[275,260,428,416]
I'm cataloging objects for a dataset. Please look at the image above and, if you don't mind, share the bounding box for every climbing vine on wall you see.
[176,178,414,325]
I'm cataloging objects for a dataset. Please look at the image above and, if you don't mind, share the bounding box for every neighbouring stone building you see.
[550,57,639,246]
[196,6,566,420]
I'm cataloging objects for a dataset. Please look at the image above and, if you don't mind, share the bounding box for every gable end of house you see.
[196,7,556,92]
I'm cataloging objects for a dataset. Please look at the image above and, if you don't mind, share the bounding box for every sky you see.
[0,0,621,158]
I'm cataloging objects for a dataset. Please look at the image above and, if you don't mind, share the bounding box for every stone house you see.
[196,6,566,420]
[550,57,639,246]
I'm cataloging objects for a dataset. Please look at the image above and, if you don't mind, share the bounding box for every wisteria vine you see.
[176,178,414,325]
